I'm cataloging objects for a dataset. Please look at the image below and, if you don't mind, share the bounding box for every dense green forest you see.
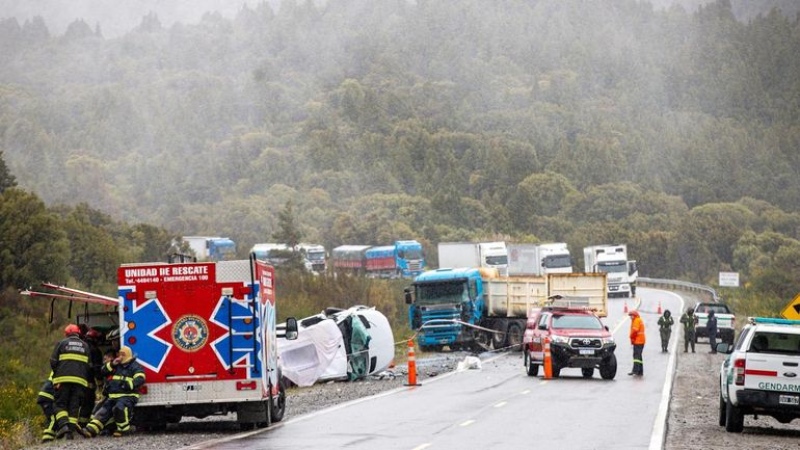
[2,0,800,445]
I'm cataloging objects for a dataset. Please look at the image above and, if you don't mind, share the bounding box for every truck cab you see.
[523,306,617,379]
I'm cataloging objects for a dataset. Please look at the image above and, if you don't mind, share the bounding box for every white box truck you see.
[438,241,508,275]
[583,244,638,298]
[508,243,573,276]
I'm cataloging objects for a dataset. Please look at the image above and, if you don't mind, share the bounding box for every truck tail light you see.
[734,358,746,386]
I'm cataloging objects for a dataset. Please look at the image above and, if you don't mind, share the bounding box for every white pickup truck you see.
[694,302,736,345]
[718,317,800,432]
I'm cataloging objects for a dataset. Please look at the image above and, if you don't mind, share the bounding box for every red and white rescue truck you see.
[24,256,298,430]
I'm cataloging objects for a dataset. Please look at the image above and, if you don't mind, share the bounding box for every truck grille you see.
[569,338,602,349]
[408,261,423,271]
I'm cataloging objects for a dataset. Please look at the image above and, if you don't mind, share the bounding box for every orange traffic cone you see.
[657,301,662,315]
[543,336,553,379]
[404,339,420,386]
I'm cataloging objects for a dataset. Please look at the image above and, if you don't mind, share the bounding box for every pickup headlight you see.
[550,335,569,344]
[602,337,615,345]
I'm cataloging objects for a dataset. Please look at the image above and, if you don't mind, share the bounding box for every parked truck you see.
[438,241,509,276]
[331,240,426,278]
[181,236,237,261]
[405,269,607,352]
[583,244,638,298]
[508,242,573,276]
[29,257,299,430]
[252,243,326,273]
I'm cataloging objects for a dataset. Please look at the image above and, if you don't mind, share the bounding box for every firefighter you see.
[657,309,674,353]
[627,310,646,376]
[79,328,104,429]
[81,346,145,438]
[50,323,91,440]
[36,374,56,443]
[680,307,698,352]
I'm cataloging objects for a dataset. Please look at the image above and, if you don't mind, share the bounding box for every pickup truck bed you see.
[694,302,735,344]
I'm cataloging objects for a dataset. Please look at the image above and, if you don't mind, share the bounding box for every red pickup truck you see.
[523,307,617,379]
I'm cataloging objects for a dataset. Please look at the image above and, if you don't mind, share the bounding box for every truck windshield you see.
[552,315,604,330]
[544,255,572,269]
[485,255,508,265]
[597,261,626,273]
[399,248,423,260]
[306,251,325,262]
[415,281,468,306]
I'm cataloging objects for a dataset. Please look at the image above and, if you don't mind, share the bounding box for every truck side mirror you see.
[404,288,413,305]
[284,317,299,340]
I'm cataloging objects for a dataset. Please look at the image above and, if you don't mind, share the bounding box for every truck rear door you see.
[744,335,800,406]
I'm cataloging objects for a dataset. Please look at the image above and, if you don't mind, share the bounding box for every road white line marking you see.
[494,401,507,408]
[648,289,684,450]
[460,419,475,427]
[411,444,431,450]
[521,389,531,394]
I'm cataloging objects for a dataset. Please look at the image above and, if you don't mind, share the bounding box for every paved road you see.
[188,288,684,450]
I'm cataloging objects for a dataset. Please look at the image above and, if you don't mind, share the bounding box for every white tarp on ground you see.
[278,319,347,387]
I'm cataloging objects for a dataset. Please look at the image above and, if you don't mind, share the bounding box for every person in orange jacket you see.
[628,310,646,376]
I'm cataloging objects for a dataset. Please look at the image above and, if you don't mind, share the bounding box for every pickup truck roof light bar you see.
[749,317,800,326]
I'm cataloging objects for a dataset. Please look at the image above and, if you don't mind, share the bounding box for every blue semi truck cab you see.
[394,240,426,278]
[405,268,487,351]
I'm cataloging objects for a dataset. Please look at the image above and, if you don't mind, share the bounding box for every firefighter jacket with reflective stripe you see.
[101,358,145,399]
[50,335,90,387]
[629,315,646,345]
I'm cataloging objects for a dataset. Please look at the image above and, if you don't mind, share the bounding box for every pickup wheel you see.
[581,368,594,378]
[524,352,539,376]
[599,354,617,380]
[551,362,561,378]
[718,391,727,426]
[725,398,744,432]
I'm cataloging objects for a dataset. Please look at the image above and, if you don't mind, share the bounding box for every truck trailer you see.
[331,240,426,278]
[583,244,638,298]
[437,241,509,276]
[405,269,607,352]
[508,242,573,276]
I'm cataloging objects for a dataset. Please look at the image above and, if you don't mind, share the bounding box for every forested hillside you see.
[2,0,800,288]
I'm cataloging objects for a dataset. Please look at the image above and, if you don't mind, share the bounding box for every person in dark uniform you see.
[79,328,104,429]
[679,308,698,352]
[657,309,674,353]
[36,374,56,443]
[50,324,91,440]
[81,346,146,438]
[707,309,718,353]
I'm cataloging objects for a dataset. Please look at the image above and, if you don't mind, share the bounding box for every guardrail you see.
[638,277,721,303]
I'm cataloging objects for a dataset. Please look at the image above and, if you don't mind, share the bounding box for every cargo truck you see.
[331,240,426,278]
[405,269,607,352]
[583,244,638,298]
[181,236,237,262]
[438,241,509,276]
[252,243,326,273]
[508,242,573,276]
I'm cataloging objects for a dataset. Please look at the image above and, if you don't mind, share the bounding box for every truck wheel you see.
[718,392,727,426]
[271,379,287,423]
[491,329,506,350]
[599,354,617,380]
[725,399,744,432]
[524,352,539,377]
[506,323,523,352]
[581,368,594,378]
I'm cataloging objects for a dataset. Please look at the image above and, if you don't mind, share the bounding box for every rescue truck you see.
[24,257,299,430]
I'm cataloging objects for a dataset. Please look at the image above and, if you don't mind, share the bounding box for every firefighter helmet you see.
[64,324,81,336]
[85,328,103,342]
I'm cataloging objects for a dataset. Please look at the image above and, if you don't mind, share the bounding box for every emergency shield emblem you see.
[173,315,209,352]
